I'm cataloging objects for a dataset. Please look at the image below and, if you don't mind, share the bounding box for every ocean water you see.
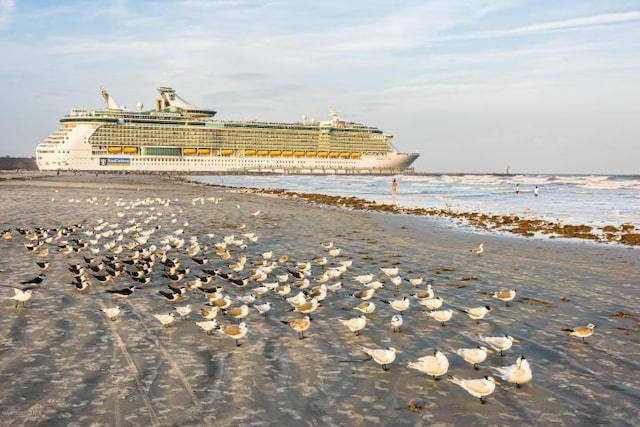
[193,174,640,230]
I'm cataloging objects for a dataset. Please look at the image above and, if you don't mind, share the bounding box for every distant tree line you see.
[0,156,38,170]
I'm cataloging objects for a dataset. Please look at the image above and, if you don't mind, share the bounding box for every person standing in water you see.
[534,186,539,197]
[515,183,520,196]
[391,178,397,196]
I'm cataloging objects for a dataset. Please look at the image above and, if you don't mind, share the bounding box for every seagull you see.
[562,323,596,343]
[417,296,444,311]
[380,267,399,277]
[219,322,248,346]
[362,347,402,371]
[106,285,136,298]
[449,375,500,404]
[381,296,410,313]
[471,243,484,256]
[408,276,423,286]
[352,288,376,301]
[254,301,272,316]
[101,306,121,321]
[390,314,403,332]
[428,309,453,326]
[194,319,218,334]
[456,346,493,370]
[481,334,519,356]
[281,316,312,339]
[493,289,517,306]
[9,288,33,308]
[20,273,46,285]
[339,315,369,336]
[154,312,176,328]
[494,355,533,387]
[201,306,219,320]
[408,349,449,380]
[174,304,192,320]
[354,274,373,284]
[460,305,492,323]
[354,301,376,314]
[224,304,249,322]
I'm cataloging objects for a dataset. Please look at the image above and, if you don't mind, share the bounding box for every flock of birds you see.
[2,191,598,406]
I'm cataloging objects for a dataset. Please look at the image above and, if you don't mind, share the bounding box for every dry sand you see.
[0,172,639,426]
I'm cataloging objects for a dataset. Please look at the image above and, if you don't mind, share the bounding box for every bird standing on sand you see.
[428,309,453,326]
[471,243,484,256]
[449,375,500,404]
[456,346,493,370]
[20,273,45,285]
[174,304,192,320]
[195,319,219,334]
[362,347,402,371]
[461,305,492,323]
[101,306,121,321]
[9,288,33,308]
[494,355,533,387]
[106,285,136,298]
[481,334,519,356]
[562,323,596,343]
[381,296,410,313]
[339,315,369,336]
[154,312,176,328]
[354,301,376,314]
[390,314,403,332]
[408,349,449,380]
[219,322,248,346]
[493,289,517,306]
[281,316,312,339]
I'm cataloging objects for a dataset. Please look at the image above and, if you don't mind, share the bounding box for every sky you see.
[1,0,639,174]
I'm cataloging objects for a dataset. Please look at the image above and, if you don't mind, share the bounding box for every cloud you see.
[0,0,15,30]
[435,11,640,42]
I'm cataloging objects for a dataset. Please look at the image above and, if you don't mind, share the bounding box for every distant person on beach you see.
[515,183,520,196]
[534,186,539,197]
[391,178,397,196]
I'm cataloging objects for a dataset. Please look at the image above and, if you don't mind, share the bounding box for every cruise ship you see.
[35,87,419,174]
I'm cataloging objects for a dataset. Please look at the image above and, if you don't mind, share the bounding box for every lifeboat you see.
[257,150,269,156]
[220,149,234,156]
[350,152,362,158]
[244,149,256,156]
[107,146,122,154]
[183,148,197,155]
[339,152,350,158]
[328,152,339,158]
[269,150,281,156]
[282,151,293,157]
[198,148,211,155]
[317,151,328,157]
[123,147,138,154]
[305,151,317,157]
[294,151,305,157]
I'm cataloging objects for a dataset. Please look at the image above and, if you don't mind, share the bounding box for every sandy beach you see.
[1,172,639,426]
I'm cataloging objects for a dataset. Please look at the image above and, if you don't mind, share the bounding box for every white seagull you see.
[494,355,533,387]
[456,346,493,370]
[101,306,121,321]
[362,347,402,371]
[339,315,369,336]
[408,349,449,380]
[561,323,596,343]
[9,288,33,308]
[481,334,519,356]
[449,375,500,403]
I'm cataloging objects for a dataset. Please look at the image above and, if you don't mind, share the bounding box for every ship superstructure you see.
[35,87,419,173]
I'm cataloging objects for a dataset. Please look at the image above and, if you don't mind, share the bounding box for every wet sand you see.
[1,172,639,426]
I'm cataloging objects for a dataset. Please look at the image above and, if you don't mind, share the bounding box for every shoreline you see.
[183,178,640,247]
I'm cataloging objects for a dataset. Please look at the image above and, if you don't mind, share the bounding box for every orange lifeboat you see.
[198,148,211,155]
[350,152,361,158]
[282,151,293,157]
[244,149,256,156]
[317,151,328,157]
[123,146,138,154]
[294,151,305,157]
[183,148,197,155]
[107,146,122,154]
[220,149,233,156]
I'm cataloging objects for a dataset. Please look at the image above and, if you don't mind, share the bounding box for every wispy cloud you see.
[436,11,640,42]
[0,0,15,30]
